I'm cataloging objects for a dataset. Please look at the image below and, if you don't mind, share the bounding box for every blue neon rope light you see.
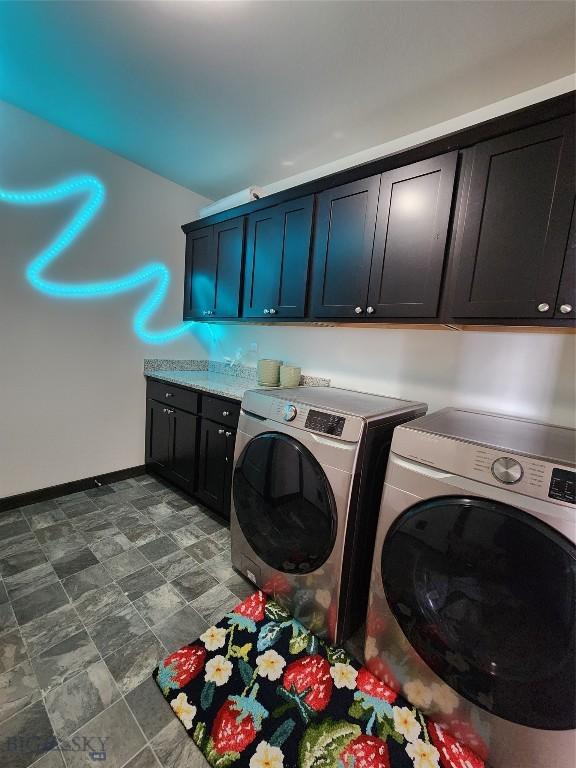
[0,174,195,343]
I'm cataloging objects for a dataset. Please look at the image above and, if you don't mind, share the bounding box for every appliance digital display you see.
[305,409,345,436]
[548,468,575,504]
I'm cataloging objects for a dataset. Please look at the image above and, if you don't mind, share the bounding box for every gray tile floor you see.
[0,474,253,768]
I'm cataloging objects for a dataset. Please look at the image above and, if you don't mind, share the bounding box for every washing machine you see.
[365,407,576,768]
[231,386,426,645]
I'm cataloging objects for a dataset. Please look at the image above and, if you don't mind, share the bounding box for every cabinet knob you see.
[165,392,173,398]
[263,308,270,315]
[269,308,277,315]
[218,428,225,435]
[366,306,374,314]
[537,303,550,312]
[225,431,232,437]
[222,410,230,417]
[354,306,363,314]
[559,304,573,314]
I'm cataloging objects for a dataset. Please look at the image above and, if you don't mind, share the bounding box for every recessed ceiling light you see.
[281,160,295,167]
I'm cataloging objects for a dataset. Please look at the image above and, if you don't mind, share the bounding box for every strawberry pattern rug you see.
[152,591,484,768]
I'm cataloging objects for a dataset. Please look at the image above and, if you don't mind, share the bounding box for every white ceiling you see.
[1,1,574,200]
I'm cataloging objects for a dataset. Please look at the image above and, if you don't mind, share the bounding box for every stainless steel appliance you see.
[365,407,576,768]
[231,386,427,644]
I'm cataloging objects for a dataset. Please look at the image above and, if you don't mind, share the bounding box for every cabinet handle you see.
[218,428,225,435]
[165,392,173,398]
[269,308,277,315]
[537,303,550,312]
[225,431,232,437]
[559,304,573,314]
[202,310,208,316]
[354,306,363,314]
[222,410,230,417]
[366,306,374,314]
[263,308,270,315]
[163,408,174,414]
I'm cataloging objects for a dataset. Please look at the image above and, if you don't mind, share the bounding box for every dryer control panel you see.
[391,427,576,508]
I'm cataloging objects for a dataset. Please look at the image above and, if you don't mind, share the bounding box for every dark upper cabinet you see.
[183,217,245,320]
[368,153,458,318]
[554,203,576,320]
[311,176,381,317]
[183,226,213,320]
[243,196,313,319]
[197,419,234,519]
[449,117,575,319]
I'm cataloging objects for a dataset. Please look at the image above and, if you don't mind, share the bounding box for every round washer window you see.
[233,432,337,574]
[381,496,576,730]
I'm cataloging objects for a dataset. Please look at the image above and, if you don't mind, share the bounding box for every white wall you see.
[206,325,576,429]
[0,101,211,497]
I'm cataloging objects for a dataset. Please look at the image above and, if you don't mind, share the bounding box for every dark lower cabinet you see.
[369,152,457,317]
[196,419,235,519]
[145,380,237,520]
[171,409,198,488]
[449,116,575,320]
[243,196,313,319]
[146,400,172,473]
[145,399,197,494]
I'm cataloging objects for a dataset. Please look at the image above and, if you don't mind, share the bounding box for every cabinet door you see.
[243,196,313,319]
[554,203,576,320]
[450,117,575,319]
[212,217,245,318]
[183,226,214,319]
[197,419,230,516]
[368,153,457,317]
[145,400,171,473]
[311,176,381,317]
[170,408,198,492]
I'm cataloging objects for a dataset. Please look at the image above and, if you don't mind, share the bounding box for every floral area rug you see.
[153,591,484,768]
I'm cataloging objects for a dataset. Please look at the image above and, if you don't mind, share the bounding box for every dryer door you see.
[381,495,576,730]
[233,432,337,574]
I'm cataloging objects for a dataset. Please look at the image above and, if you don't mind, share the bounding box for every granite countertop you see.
[144,360,330,402]
[144,369,269,401]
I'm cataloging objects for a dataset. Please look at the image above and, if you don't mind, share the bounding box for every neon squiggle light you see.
[0,174,195,343]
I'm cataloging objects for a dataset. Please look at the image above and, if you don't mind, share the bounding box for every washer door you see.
[233,432,337,574]
[381,496,576,730]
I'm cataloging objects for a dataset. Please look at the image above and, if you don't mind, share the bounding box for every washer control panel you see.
[305,409,345,437]
[242,393,363,442]
[549,468,576,504]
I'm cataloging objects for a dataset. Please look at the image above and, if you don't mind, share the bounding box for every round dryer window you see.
[233,432,337,574]
[381,496,576,730]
